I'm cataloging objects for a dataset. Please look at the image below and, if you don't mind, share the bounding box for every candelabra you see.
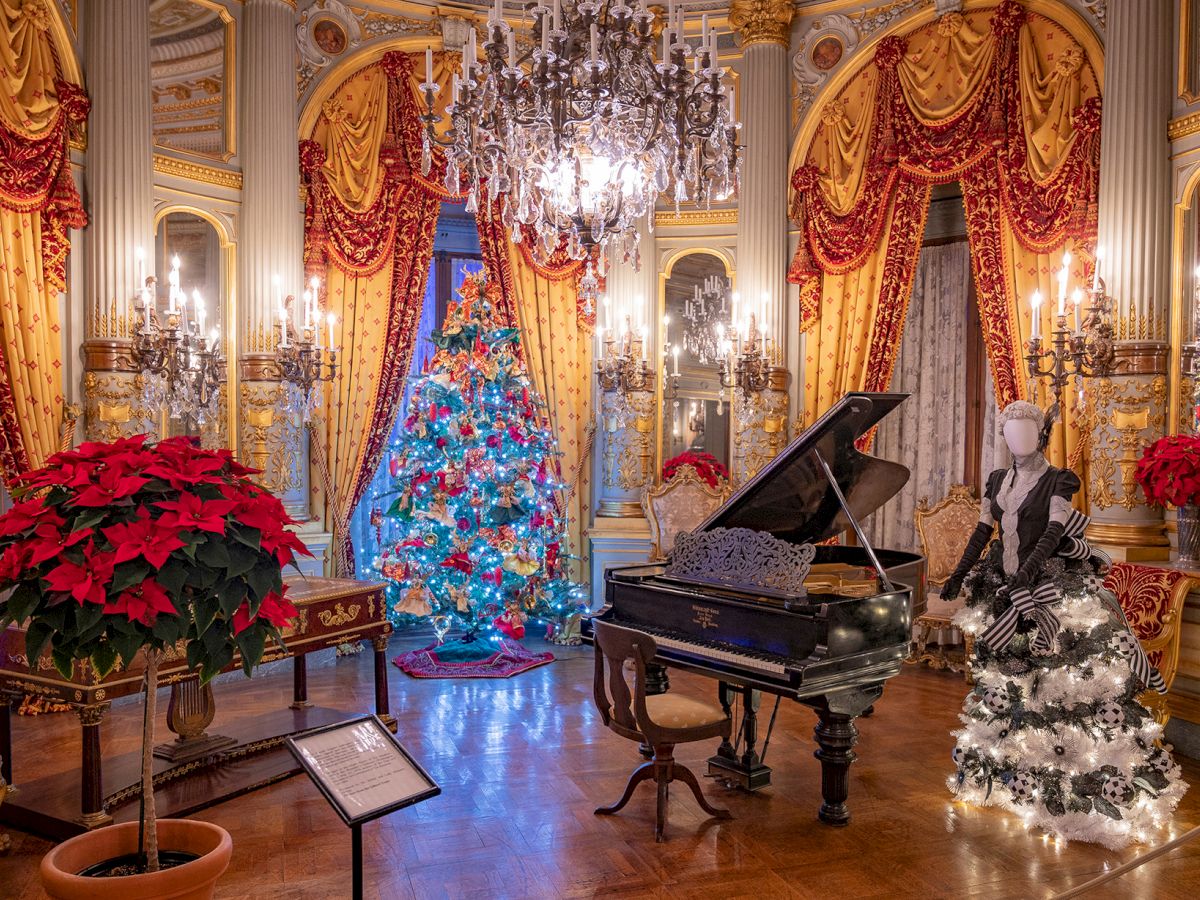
[274,281,339,422]
[1024,251,1119,415]
[717,314,772,398]
[596,315,654,397]
[132,256,225,429]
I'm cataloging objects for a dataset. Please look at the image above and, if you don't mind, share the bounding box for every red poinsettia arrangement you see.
[0,434,311,871]
[1135,434,1200,508]
[662,451,730,490]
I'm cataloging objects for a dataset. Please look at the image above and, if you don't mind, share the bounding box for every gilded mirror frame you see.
[1169,164,1200,436]
[150,0,237,163]
[655,247,736,479]
[152,204,238,451]
[1180,0,1200,104]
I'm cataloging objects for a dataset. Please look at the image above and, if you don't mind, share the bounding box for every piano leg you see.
[707,684,772,791]
[812,686,882,826]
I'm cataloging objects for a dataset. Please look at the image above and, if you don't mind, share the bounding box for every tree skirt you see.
[393,638,554,679]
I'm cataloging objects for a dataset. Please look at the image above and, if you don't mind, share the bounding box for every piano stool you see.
[591,620,733,842]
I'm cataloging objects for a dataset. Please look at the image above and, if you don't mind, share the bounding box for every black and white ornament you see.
[1149,748,1174,774]
[1101,773,1134,806]
[1094,701,1125,728]
[1008,770,1037,803]
[1109,631,1139,656]
[981,686,1011,714]
[952,746,966,766]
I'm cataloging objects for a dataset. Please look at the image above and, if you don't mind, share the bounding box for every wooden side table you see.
[0,577,392,840]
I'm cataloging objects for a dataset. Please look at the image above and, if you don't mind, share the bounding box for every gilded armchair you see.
[644,465,731,561]
[910,484,983,677]
[1102,563,1198,727]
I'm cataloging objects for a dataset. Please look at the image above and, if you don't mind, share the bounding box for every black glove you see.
[940,522,993,600]
[1008,521,1065,593]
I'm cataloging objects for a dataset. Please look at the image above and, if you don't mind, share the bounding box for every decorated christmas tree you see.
[950,553,1187,849]
[377,270,585,661]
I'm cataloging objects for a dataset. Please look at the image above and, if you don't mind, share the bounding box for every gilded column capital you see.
[729,0,793,48]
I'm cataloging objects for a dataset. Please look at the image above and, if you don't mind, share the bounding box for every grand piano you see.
[583,392,925,825]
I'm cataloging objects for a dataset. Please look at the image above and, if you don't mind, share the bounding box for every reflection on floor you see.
[3,630,1200,899]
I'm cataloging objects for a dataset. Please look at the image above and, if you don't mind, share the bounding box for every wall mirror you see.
[1176,170,1200,436]
[149,0,235,160]
[659,250,733,474]
[153,209,230,444]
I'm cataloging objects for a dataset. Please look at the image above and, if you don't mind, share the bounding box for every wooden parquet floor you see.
[2,631,1200,899]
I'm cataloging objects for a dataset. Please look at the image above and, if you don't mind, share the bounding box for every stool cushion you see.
[644,694,729,730]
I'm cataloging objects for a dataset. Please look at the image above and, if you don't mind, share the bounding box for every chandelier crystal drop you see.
[419,0,742,266]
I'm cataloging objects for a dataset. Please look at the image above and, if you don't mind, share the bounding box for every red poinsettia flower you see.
[0,499,65,537]
[155,493,237,535]
[105,577,177,626]
[0,542,32,583]
[256,588,298,629]
[26,523,95,567]
[102,509,187,568]
[71,466,151,508]
[43,541,115,606]
[229,492,312,565]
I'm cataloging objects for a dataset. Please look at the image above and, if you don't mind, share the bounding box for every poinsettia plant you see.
[1135,434,1200,508]
[0,434,310,872]
[662,451,729,490]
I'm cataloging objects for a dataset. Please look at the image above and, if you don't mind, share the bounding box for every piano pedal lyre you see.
[707,683,774,791]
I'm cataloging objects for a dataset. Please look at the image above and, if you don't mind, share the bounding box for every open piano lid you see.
[698,392,911,547]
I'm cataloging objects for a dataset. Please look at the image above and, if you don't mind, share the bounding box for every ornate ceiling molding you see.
[654,208,738,228]
[1170,112,1200,143]
[729,0,793,47]
[153,153,243,190]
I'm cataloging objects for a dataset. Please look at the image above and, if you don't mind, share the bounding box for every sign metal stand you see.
[286,714,440,899]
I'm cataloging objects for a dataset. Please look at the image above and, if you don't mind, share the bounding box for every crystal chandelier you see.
[273,276,339,423]
[681,273,728,364]
[419,0,741,270]
[133,253,225,428]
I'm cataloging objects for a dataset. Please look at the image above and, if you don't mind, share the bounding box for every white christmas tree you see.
[950,554,1187,849]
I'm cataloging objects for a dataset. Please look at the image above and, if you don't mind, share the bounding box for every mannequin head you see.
[998,400,1045,456]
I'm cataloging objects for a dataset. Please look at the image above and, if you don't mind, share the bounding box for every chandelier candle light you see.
[596,295,653,397]
[273,275,339,422]
[682,273,729,364]
[418,0,741,272]
[1024,247,1118,417]
[132,248,226,428]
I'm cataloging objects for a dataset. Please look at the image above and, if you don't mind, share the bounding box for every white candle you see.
[279,307,288,348]
[303,289,312,328]
[590,23,598,64]
[426,47,433,82]
[1093,246,1104,293]
[672,345,680,375]
[1057,250,1071,315]
[553,0,560,31]
[726,86,734,120]
[178,291,188,331]
[701,14,709,55]
[1031,290,1042,340]
[194,290,205,332]
[327,314,335,351]
[541,13,549,52]
[142,289,151,330]
[508,30,516,67]
[272,273,282,309]
[662,27,669,63]
[1072,288,1083,334]
[493,0,502,25]
[135,246,144,291]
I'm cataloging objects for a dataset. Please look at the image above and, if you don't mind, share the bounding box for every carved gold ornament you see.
[729,0,793,47]
[318,603,362,628]
[1086,375,1168,512]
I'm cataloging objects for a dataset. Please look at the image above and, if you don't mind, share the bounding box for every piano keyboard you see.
[615,621,791,678]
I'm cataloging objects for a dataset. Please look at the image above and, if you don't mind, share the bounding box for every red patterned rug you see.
[393,638,555,679]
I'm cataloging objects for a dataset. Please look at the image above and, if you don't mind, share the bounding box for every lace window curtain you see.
[869,242,979,552]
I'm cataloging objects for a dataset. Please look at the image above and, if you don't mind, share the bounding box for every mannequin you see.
[944,401,1185,848]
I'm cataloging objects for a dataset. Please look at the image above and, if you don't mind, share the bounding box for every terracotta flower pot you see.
[40,819,232,900]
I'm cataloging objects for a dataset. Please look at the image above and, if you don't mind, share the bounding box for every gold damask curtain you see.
[0,0,87,487]
[790,1,1099,473]
[302,52,441,575]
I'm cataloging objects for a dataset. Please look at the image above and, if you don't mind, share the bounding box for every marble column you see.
[81,0,157,441]
[238,0,309,519]
[729,0,793,482]
[1087,0,1173,558]
[587,218,657,607]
